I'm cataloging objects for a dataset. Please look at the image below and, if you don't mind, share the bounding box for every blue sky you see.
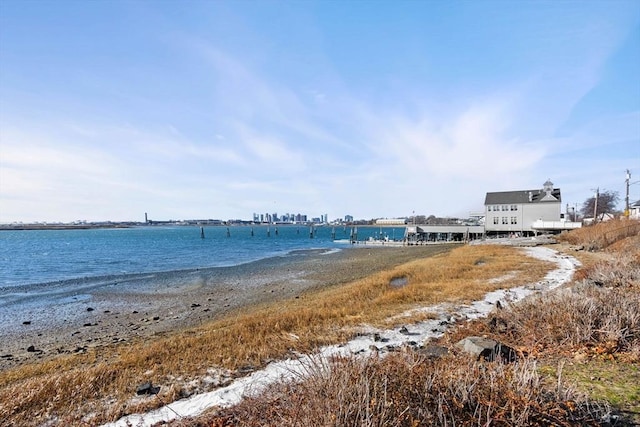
[1,0,639,223]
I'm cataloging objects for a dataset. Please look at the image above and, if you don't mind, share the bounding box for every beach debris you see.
[87,307,95,312]
[190,303,201,308]
[26,345,37,352]
[136,382,160,396]
[399,325,410,335]
[455,336,517,362]
[237,365,255,375]
[22,321,31,325]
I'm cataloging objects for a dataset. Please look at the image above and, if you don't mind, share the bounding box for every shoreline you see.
[106,245,581,426]
[1,246,341,298]
[0,245,453,370]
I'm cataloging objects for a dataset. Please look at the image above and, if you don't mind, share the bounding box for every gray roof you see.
[485,188,561,205]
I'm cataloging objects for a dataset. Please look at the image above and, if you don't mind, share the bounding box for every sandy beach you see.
[0,245,453,370]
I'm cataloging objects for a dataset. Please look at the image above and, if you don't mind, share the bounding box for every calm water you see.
[0,225,406,288]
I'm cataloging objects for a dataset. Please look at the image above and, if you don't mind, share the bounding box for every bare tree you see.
[580,190,620,219]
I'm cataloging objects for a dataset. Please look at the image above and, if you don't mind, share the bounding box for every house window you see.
[502,217,508,224]
[511,205,518,211]
[511,217,517,224]
[493,217,499,225]
[502,205,507,211]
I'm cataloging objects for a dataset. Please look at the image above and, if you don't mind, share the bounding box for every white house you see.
[630,200,640,220]
[484,180,581,235]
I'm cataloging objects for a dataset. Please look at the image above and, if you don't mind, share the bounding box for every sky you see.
[1,0,639,223]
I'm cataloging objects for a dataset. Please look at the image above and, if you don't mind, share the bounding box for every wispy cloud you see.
[1,2,638,222]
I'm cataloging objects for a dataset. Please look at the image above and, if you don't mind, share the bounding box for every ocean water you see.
[0,225,406,288]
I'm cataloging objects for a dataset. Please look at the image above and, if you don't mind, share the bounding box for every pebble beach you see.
[1,245,453,370]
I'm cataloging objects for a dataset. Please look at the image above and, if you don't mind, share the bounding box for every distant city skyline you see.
[1,1,639,223]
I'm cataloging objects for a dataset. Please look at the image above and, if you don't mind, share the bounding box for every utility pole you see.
[625,169,631,218]
[593,187,599,223]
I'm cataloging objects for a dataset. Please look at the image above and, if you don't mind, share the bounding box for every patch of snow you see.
[102,246,579,427]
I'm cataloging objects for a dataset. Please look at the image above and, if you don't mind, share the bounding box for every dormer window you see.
[541,179,558,201]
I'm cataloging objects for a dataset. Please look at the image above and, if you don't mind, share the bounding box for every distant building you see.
[630,200,640,220]
[484,180,581,235]
[375,218,407,225]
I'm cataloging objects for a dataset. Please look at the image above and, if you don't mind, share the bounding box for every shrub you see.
[557,219,640,251]
[192,353,611,427]
[482,253,640,356]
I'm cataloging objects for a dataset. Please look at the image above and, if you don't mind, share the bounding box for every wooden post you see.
[625,169,631,218]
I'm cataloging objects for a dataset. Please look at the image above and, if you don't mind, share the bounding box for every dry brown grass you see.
[187,353,610,427]
[557,218,640,251]
[441,225,640,424]
[0,244,551,426]
[184,224,640,427]
[446,251,640,358]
